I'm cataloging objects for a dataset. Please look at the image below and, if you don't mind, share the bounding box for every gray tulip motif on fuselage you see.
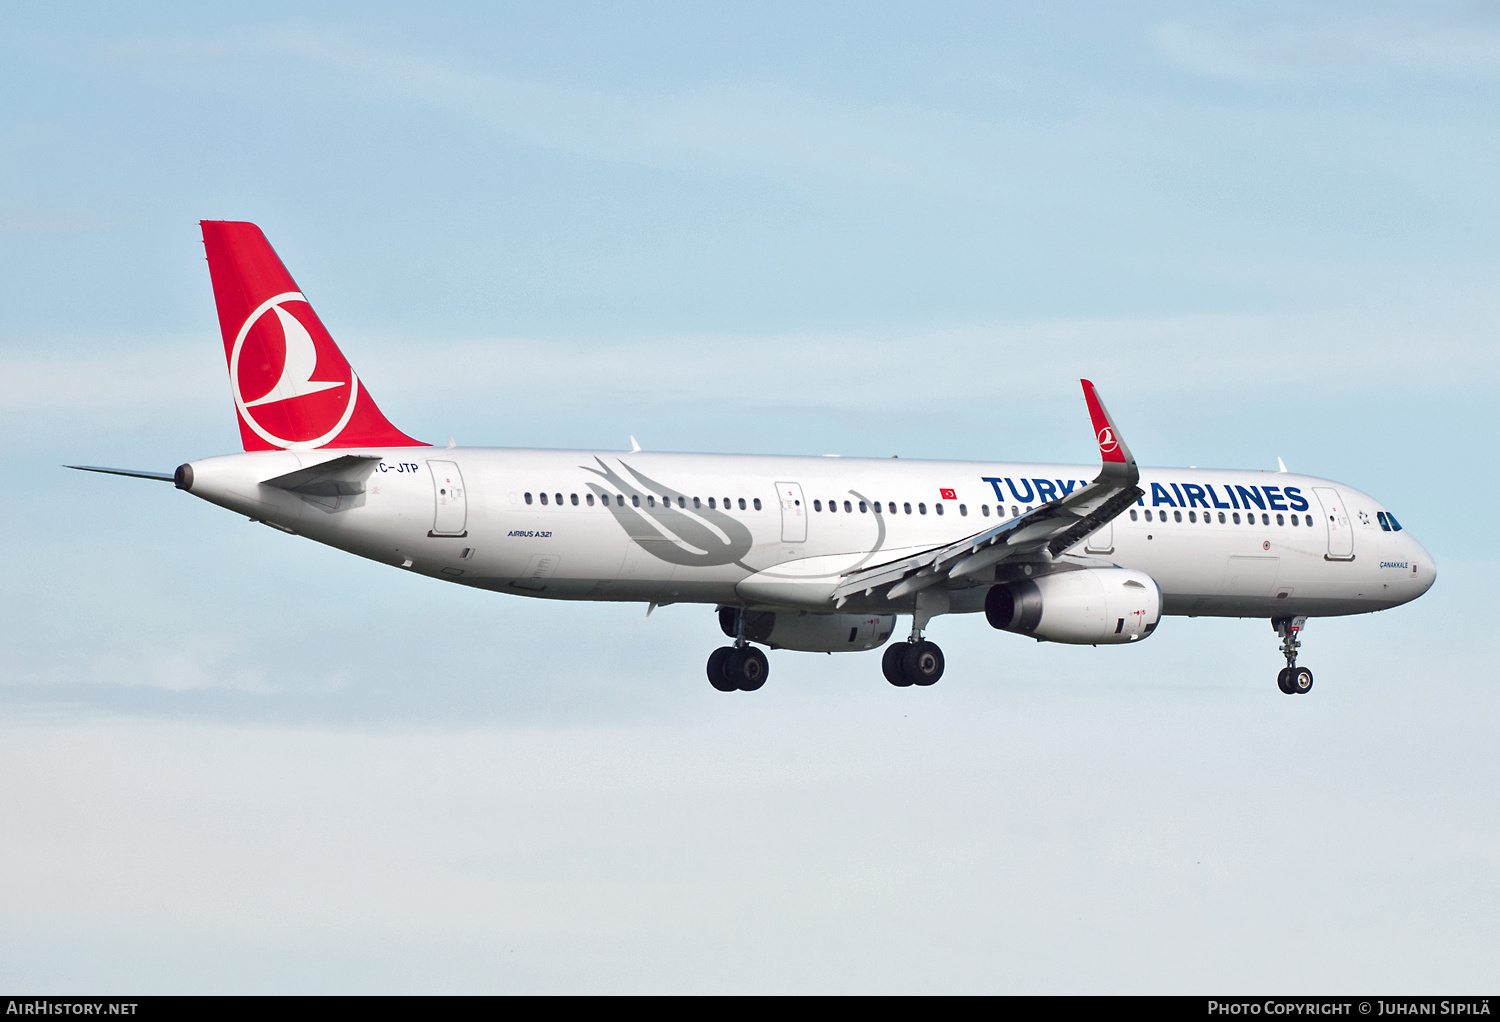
[583,458,755,567]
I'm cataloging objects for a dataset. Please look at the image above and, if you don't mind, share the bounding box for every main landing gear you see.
[707,608,769,692]
[882,599,946,688]
[1273,615,1314,695]
[882,639,944,687]
[707,645,768,692]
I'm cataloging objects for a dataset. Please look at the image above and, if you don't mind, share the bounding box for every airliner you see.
[72,221,1437,695]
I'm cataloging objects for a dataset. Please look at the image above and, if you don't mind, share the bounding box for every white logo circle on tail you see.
[229,292,360,449]
[1097,426,1118,454]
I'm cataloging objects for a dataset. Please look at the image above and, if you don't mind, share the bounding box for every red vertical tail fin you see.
[200,220,426,451]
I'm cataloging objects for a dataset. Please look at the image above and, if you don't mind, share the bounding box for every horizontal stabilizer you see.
[260,454,382,497]
[66,465,175,482]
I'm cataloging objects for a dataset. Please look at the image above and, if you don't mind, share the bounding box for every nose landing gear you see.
[1273,616,1313,695]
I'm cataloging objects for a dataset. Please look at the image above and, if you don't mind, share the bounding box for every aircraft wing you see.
[832,380,1143,606]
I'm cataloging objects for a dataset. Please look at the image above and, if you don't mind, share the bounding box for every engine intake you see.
[985,568,1161,644]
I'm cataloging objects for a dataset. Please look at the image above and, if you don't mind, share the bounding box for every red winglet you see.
[201,221,427,451]
[1081,379,1128,465]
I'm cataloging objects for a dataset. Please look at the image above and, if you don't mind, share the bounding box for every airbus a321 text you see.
[72,221,1437,695]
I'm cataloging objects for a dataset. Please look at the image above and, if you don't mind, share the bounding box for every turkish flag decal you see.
[940,488,957,500]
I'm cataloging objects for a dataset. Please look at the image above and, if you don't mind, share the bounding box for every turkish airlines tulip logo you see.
[230,292,359,448]
[1097,426,1118,454]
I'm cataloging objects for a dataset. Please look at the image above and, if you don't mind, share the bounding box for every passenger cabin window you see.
[1174,510,1182,523]
[738,498,747,510]
[959,504,967,516]
[1262,513,1270,525]
[753,498,761,510]
[813,500,822,512]
[1232,512,1240,524]
[843,500,852,513]
[1129,509,1138,521]
[709,497,717,509]
[540,492,548,505]
[1144,509,1152,522]
[632,495,640,507]
[571,493,579,506]
[888,502,897,514]
[1218,512,1226,523]
[586,493,594,506]
[1188,511,1196,523]
[1276,514,1284,526]
[617,495,625,507]
[647,496,655,507]
[903,503,912,515]
[935,503,944,515]
[918,503,927,515]
[859,501,867,513]
[525,492,533,505]
[981,505,990,517]
[693,497,701,509]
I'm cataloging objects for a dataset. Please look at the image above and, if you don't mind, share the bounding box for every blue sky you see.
[2,2,1497,992]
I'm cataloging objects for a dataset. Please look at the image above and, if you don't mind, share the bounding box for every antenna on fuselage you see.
[630,435,641,453]
[1277,457,1288,473]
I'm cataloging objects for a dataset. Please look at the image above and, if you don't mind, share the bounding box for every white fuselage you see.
[180,447,1436,624]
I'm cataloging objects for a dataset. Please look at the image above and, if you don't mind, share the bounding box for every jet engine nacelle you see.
[985,568,1161,644]
[719,607,896,653]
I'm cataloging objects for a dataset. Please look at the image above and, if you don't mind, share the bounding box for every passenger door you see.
[775,481,807,542]
[428,460,468,537]
[1313,487,1353,560]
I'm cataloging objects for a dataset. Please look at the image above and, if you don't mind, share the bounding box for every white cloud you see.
[0,339,219,413]
[0,204,114,234]
[5,301,1491,422]
[1156,10,1500,83]
[2,641,1497,993]
[100,22,1008,194]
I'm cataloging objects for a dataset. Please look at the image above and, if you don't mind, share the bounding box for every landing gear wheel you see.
[902,640,945,687]
[725,646,769,691]
[882,644,912,687]
[707,646,737,692]
[1277,667,1296,695]
[1291,667,1313,695]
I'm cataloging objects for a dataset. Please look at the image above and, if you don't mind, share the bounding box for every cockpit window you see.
[1387,512,1403,531]
[1377,511,1391,532]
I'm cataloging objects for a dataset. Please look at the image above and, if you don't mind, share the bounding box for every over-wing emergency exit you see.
[70,221,1437,695]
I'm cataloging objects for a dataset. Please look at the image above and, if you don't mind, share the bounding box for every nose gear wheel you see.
[1272,616,1313,695]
